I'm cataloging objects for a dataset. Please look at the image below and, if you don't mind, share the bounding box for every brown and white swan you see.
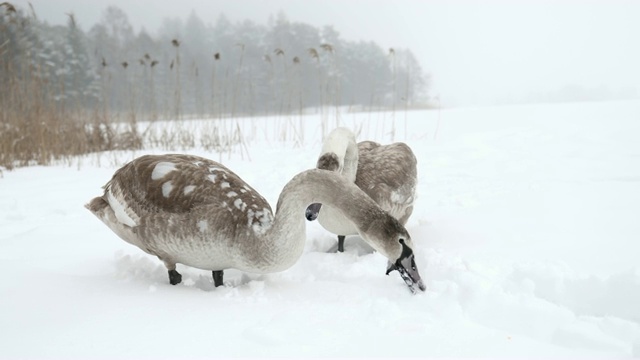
[86,154,425,292]
[306,127,418,281]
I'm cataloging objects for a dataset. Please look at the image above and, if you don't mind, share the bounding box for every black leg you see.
[168,269,182,285]
[212,270,224,287]
[337,235,346,253]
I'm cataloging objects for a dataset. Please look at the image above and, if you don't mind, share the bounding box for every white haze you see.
[13,0,640,107]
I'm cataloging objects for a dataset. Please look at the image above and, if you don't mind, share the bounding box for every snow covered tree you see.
[395,49,428,106]
[53,13,100,108]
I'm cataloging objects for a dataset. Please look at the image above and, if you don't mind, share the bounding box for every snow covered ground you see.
[1,100,639,358]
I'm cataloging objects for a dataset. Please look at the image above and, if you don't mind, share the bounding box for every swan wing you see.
[102,154,273,230]
[355,142,417,208]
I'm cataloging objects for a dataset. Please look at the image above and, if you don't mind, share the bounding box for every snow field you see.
[1,100,639,357]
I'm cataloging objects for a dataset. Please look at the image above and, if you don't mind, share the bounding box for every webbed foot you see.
[168,269,182,285]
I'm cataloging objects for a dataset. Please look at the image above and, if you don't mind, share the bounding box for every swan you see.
[86,154,425,293]
[306,127,418,255]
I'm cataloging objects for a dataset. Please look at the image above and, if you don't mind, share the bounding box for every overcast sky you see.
[12,0,640,107]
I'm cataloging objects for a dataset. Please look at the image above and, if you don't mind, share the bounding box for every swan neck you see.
[273,169,379,242]
[321,128,359,183]
[242,169,387,273]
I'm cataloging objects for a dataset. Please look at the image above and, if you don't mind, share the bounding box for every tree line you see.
[1,4,428,121]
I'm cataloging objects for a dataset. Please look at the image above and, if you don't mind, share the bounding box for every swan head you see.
[385,237,426,294]
[305,203,322,221]
[316,152,341,172]
[362,216,426,293]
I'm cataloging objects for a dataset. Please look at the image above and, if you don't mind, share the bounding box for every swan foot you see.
[212,270,224,287]
[168,269,182,285]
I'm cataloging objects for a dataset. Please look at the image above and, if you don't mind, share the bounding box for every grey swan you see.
[306,127,418,273]
[86,154,425,292]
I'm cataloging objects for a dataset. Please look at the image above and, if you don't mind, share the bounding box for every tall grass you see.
[1,11,69,167]
[389,48,397,142]
[0,3,144,169]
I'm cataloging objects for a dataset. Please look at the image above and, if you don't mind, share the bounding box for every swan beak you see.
[305,203,322,221]
[386,258,426,294]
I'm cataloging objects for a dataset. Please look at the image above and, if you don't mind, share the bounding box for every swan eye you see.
[399,238,405,244]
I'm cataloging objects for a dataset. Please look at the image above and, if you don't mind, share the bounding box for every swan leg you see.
[325,236,346,253]
[161,258,181,285]
[337,235,346,253]
[168,269,182,285]
[212,270,224,287]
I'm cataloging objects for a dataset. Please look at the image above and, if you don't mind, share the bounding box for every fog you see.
[14,0,640,107]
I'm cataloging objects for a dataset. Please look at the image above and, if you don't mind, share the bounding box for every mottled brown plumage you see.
[355,141,417,225]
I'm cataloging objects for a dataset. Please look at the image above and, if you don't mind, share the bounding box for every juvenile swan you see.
[306,127,418,254]
[86,154,425,292]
